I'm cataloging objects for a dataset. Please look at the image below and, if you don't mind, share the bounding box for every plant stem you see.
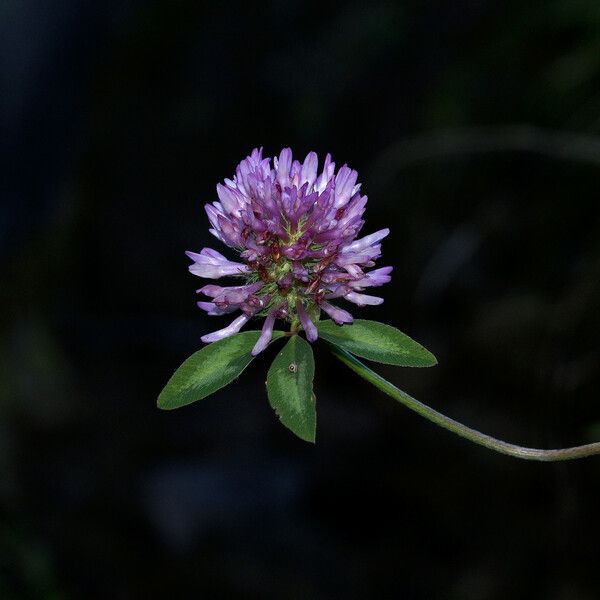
[329,345,600,461]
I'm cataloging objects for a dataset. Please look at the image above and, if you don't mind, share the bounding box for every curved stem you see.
[329,345,600,461]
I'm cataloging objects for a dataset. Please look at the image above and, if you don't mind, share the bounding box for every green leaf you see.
[317,319,437,367]
[158,330,284,410]
[266,335,316,443]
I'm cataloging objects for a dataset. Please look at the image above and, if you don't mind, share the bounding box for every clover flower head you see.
[187,148,392,355]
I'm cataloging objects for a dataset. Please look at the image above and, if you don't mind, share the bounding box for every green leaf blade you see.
[158,330,284,410]
[317,319,437,367]
[266,335,316,443]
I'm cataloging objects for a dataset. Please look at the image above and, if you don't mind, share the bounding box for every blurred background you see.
[2,1,600,598]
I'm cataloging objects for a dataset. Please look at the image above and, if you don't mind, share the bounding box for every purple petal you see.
[342,228,389,254]
[336,247,381,267]
[216,183,244,215]
[186,250,250,279]
[315,153,335,192]
[336,194,368,227]
[276,148,293,188]
[250,147,263,164]
[251,311,277,355]
[205,203,223,231]
[300,151,318,189]
[196,301,237,316]
[216,215,243,247]
[198,247,229,262]
[351,266,393,289]
[334,166,358,208]
[343,292,384,306]
[296,300,318,342]
[208,228,224,243]
[201,314,249,343]
[321,302,353,324]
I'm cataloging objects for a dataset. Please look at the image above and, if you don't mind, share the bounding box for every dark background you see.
[2,1,600,598]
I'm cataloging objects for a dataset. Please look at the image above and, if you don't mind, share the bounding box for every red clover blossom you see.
[187,148,392,355]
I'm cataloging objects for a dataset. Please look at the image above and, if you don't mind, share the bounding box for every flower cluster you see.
[187,148,392,355]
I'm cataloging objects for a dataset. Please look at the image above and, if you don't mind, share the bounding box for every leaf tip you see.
[423,349,438,367]
[296,428,316,444]
[156,394,171,410]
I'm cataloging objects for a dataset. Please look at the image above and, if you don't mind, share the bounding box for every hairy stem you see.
[329,345,600,461]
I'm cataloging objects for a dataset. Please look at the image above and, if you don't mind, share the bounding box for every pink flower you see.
[187,148,392,352]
